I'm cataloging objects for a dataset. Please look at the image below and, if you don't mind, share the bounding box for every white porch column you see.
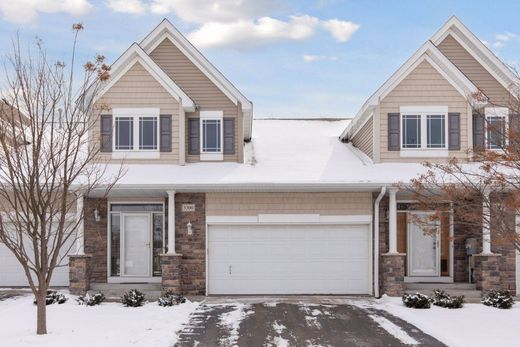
[482,190,492,254]
[388,188,398,254]
[75,194,84,255]
[167,190,176,254]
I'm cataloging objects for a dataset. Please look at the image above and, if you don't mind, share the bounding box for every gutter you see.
[373,186,386,298]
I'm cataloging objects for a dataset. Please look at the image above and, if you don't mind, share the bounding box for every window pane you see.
[152,213,163,276]
[110,204,163,212]
[202,119,221,152]
[487,116,506,149]
[427,115,445,148]
[110,213,120,276]
[402,115,421,148]
[139,117,157,150]
[115,117,133,150]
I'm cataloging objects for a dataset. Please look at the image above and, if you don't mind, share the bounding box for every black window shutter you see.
[223,118,235,154]
[100,115,112,152]
[473,113,485,151]
[159,115,172,152]
[388,113,400,151]
[509,113,520,147]
[188,118,200,155]
[448,112,461,150]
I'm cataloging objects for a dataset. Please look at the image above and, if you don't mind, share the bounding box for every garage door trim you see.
[205,214,373,295]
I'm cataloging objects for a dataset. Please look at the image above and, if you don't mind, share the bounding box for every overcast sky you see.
[1,0,519,118]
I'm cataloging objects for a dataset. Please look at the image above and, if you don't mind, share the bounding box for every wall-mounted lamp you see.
[94,208,101,222]
[187,221,193,235]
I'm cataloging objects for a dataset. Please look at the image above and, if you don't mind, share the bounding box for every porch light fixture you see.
[186,221,193,235]
[94,208,101,222]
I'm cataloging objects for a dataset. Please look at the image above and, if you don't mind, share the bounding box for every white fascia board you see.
[341,41,478,141]
[140,20,253,111]
[94,43,195,111]
[431,16,520,91]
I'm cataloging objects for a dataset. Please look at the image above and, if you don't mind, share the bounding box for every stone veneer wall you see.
[174,193,206,295]
[84,197,108,283]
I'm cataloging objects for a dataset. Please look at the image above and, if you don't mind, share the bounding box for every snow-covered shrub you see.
[402,292,431,309]
[33,290,67,305]
[158,290,186,307]
[432,289,464,309]
[482,289,514,309]
[121,289,146,307]
[77,292,105,306]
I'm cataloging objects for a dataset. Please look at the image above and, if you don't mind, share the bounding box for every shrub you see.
[402,292,431,309]
[431,289,464,309]
[482,289,514,309]
[158,290,186,307]
[77,292,106,306]
[121,289,146,307]
[33,290,67,305]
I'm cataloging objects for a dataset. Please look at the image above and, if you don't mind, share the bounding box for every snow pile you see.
[0,295,199,347]
[377,296,520,347]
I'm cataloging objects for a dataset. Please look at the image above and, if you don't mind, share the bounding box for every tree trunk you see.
[36,291,47,334]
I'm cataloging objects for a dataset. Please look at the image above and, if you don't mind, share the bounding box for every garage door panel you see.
[208,224,370,295]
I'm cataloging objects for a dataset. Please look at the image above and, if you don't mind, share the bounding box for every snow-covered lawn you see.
[0,294,199,347]
[375,296,520,347]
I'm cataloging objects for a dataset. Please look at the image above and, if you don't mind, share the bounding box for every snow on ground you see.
[217,303,254,347]
[375,296,520,347]
[0,294,199,347]
[368,314,418,346]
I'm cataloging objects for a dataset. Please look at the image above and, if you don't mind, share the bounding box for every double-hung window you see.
[200,111,223,160]
[113,108,160,158]
[400,106,448,156]
[485,107,508,150]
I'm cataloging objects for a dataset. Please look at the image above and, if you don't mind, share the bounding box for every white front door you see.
[122,214,151,277]
[408,218,440,277]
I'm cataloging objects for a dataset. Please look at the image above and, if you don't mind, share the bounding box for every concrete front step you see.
[404,283,476,290]
[89,283,163,301]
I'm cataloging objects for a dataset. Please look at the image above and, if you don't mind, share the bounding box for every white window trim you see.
[399,106,449,157]
[485,107,509,150]
[112,108,160,159]
[200,110,224,161]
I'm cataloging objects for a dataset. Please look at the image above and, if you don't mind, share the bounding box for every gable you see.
[437,34,511,104]
[150,38,236,112]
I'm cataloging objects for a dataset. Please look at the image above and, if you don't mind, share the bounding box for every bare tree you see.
[0,24,122,334]
[405,87,520,251]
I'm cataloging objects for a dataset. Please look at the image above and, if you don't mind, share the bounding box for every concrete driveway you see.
[175,297,445,347]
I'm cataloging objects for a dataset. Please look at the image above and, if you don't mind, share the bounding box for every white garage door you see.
[208,224,371,295]
[0,226,73,287]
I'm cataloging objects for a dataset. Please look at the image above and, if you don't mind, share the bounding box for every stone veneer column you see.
[68,254,92,295]
[474,254,502,292]
[161,254,183,293]
[381,253,406,296]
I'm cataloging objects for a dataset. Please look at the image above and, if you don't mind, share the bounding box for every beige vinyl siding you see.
[206,192,372,216]
[351,117,373,159]
[93,62,180,164]
[437,34,511,105]
[150,39,242,162]
[379,60,469,163]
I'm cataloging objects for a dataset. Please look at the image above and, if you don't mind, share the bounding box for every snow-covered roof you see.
[102,119,429,193]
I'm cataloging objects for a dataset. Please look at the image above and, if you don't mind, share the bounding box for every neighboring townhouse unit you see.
[0,17,518,299]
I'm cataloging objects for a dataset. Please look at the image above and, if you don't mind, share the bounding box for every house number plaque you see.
[182,203,196,212]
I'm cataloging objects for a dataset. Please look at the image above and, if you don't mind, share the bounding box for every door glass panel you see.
[152,213,163,276]
[123,215,150,276]
[110,213,121,276]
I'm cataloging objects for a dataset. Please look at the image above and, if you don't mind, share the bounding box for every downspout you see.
[374,186,386,298]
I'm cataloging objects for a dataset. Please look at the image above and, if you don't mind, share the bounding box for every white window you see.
[485,107,508,150]
[200,111,223,161]
[400,106,448,157]
[112,108,160,159]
